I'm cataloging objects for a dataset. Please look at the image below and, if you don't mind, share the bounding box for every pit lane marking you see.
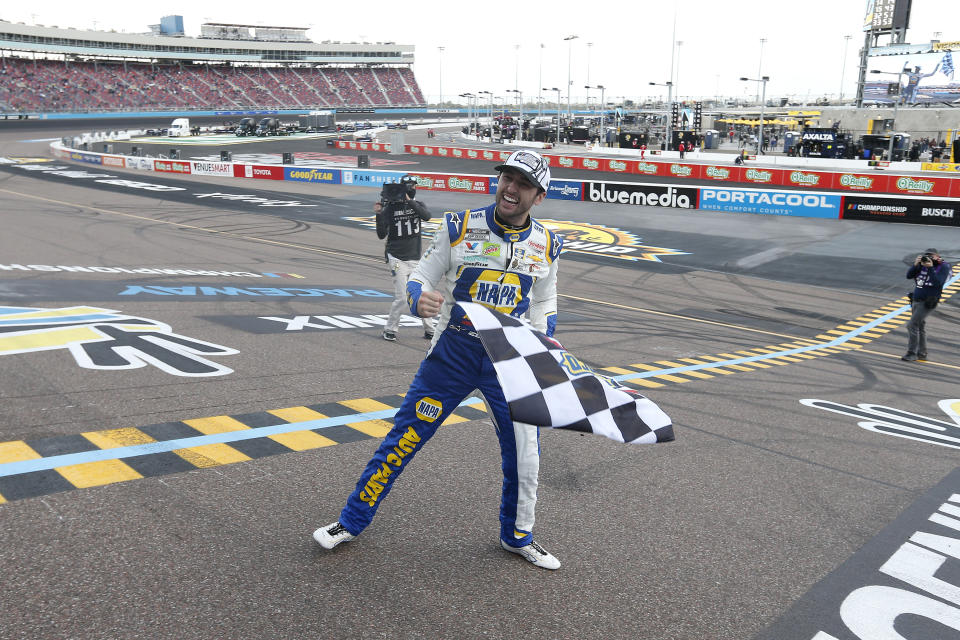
[2,274,958,503]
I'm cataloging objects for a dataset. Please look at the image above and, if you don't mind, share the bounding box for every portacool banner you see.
[699,188,841,218]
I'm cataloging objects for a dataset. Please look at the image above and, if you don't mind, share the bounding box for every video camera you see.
[380,176,417,203]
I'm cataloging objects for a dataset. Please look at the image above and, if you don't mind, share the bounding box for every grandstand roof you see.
[0,21,415,64]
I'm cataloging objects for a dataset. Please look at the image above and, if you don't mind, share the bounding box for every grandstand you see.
[0,19,426,113]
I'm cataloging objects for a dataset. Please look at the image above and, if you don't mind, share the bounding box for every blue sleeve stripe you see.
[407,279,424,316]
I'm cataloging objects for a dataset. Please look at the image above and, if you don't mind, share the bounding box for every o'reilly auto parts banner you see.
[586,181,698,209]
[841,196,960,226]
[700,188,841,218]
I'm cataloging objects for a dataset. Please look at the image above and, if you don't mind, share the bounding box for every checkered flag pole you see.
[458,302,674,444]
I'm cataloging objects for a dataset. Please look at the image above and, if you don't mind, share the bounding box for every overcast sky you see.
[2,1,958,105]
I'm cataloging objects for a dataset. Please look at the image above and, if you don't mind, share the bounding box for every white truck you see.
[168,118,191,137]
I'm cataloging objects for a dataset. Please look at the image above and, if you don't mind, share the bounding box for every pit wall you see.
[335,140,960,198]
[49,141,960,227]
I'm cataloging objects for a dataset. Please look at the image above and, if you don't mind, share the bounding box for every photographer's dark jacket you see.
[907,261,951,301]
[376,199,431,261]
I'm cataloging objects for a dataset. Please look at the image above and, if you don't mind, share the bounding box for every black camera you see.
[380,177,416,203]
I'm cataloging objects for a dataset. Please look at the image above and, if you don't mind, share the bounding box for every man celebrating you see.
[315,150,564,569]
[374,175,435,341]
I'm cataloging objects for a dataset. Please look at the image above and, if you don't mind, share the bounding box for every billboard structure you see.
[855,0,915,106]
[864,50,960,104]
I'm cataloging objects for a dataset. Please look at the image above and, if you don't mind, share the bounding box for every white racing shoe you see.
[313,521,355,549]
[500,539,561,570]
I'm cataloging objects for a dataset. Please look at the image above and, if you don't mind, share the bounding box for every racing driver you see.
[314,150,564,569]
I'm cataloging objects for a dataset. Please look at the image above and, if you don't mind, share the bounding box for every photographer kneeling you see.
[375,176,437,341]
[903,248,950,361]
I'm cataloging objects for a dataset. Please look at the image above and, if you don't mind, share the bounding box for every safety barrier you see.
[48,140,960,227]
[332,140,960,199]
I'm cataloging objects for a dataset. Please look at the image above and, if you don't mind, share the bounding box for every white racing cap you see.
[495,150,551,192]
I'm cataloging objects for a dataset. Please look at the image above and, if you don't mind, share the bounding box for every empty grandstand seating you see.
[0,57,425,112]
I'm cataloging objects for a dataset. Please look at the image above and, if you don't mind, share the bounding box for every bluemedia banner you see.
[699,188,841,219]
[284,167,341,184]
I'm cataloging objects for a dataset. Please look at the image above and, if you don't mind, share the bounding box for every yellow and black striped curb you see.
[0,395,489,504]
[1,268,956,504]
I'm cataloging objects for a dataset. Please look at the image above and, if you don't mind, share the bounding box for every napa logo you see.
[415,397,443,423]
[0,305,237,377]
[470,271,522,313]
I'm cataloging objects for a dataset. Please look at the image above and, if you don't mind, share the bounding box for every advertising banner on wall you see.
[833,173,890,192]
[699,188,841,218]
[101,155,125,168]
[69,151,103,165]
[586,181,698,209]
[633,161,663,178]
[125,156,154,171]
[886,175,953,197]
[545,179,586,201]
[740,167,783,186]
[407,172,489,194]
[841,196,960,225]
[340,169,406,187]
[284,167,341,184]
[783,170,832,189]
[154,159,191,174]
[190,160,233,177]
[233,164,283,180]
[546,155,583,171]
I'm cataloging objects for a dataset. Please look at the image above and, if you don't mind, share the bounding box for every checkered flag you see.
[459,302,674,444]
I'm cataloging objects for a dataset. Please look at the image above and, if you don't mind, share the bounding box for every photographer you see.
[374,175,436,341]
[903,248,951,361]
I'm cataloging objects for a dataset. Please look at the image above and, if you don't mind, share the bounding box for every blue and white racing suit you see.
[338,203,562,547]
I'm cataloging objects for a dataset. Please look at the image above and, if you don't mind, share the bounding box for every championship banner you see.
[458,302,674,445]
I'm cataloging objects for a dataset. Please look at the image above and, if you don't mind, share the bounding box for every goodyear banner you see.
[284,167,341,184]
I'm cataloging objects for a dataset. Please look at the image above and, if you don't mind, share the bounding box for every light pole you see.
[586,42,593,86]
[675,40,683,101]
[756,38,767,103]
[460,93,475,133]
[871,66,910,161]
[479,90,492,140]
[840,35,852,102]
[545,87,561,143]
[564,35,579,123]
[538,44,544,118]
[649,81,673,150]
[437,46,444,107]
[586,84,605,143]
[740,75,769,154]
[507,89,522,138]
